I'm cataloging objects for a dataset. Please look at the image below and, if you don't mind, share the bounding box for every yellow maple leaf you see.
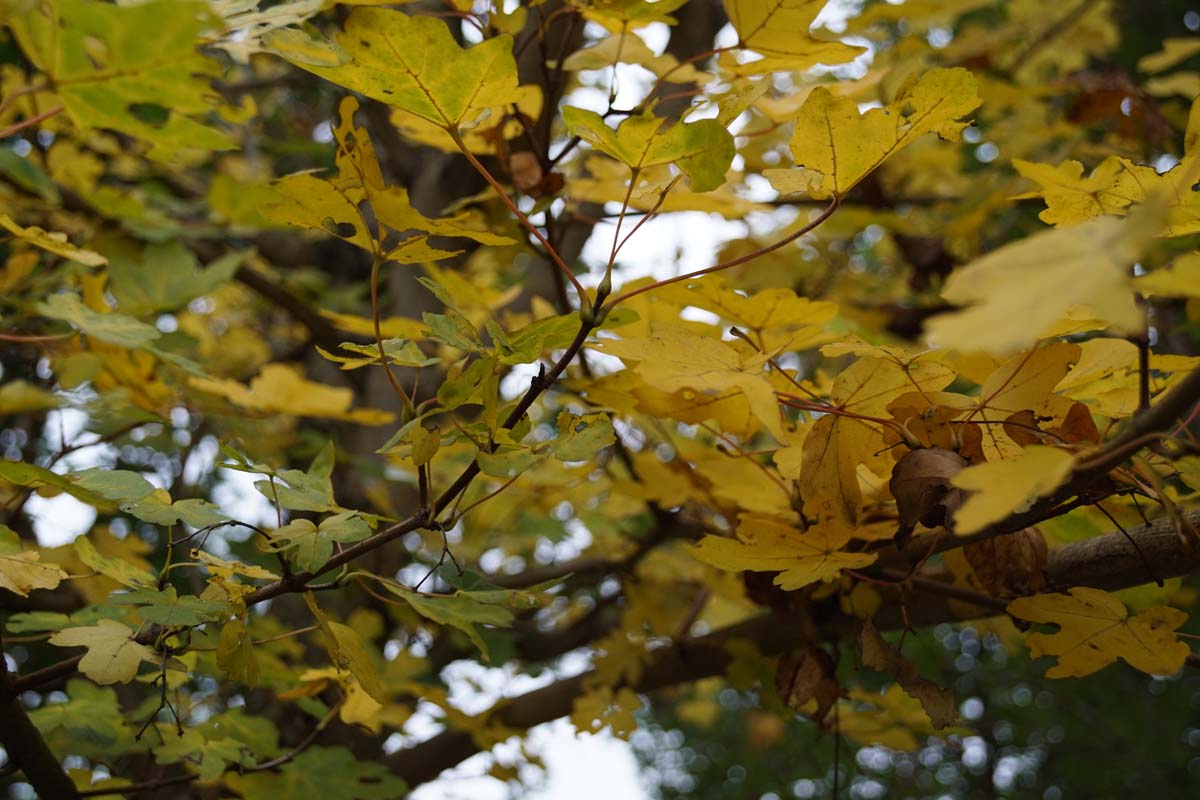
[656,277,837,352]
[597,322,786,440]
[571,686,642,739]
[1135,251,1200,298]
[766,68,980,199]
[926,216,1146,353]
[0,528,68,597]
[0,213,107,267]
[1007,587,1190,678]
[951,446,1075,534]
[795,354,954,526]
[1012,157,1155,226]
[191,364,393,425]
[691,513,876,590]
[973,342,1080,461]
[721,0,866,73]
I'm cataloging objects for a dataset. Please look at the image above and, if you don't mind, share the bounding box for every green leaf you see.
[122,494,229,528]
[0,461,111,508]
[476,445,546,478]
[153,729,254,781]
[279,9,521,131]
[553,411,615,462]
[108,242,249,316]
[423,310,485,352]
[111,586,229,627]
[217,618,260,687]
[563,107,736,192]
[377,581,515,661]
[226,746,407,800]
[270,512,372,572]
[37,294,161,349]
[30,679,133,754]
[255,442,337,512]
[5,605,124,634]
[318,339,440,371]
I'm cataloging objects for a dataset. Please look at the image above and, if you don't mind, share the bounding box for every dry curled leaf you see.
[889,447,968,546]
[775,646,843,726]
[962,527,1048,598]
[860,620,957,729]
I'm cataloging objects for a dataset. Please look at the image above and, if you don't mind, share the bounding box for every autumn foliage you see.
[1,0,1200,797]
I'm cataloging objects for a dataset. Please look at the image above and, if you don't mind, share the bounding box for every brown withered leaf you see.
[889,447,968,546]
[860,619,957,729]
[775,646,843,726]
[1003,409,1048,446]
[886,391,973,451]
[509,151,543,194]
[1050,401,1100,444]
[962,527,1048,598]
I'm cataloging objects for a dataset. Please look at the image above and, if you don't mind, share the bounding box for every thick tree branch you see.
[385,508,1200,790]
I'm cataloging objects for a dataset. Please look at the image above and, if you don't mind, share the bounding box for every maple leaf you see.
[563,107,735,192]
[794,352,955,526]
[270,513,373,573]
[722,0,866,73]
[279,8,521,131]
[951,445,1076,534]
[571,686,643,739]
[597,322,787,441]
[766,68,981,199]
[0,526,68,597]
[972,342,1080,461]
[1008,588,1190,678]
[0,213,107,266]
[48,619,156,685]
[691,513,876,590]
[191,364,394,425]
[8,0,233,159]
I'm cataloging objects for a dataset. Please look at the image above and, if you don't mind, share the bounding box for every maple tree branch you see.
[1,634,79,799]
[385,508,1200,788]
[449,130,586,300]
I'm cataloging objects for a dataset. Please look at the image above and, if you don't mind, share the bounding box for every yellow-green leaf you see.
[0,213,107,266]
[563,107,735,192]
[279,8,521,130]
[0,526,68,597]
[9,0,234,159]
[1007,587,1189,678]
[48,619,155,684]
